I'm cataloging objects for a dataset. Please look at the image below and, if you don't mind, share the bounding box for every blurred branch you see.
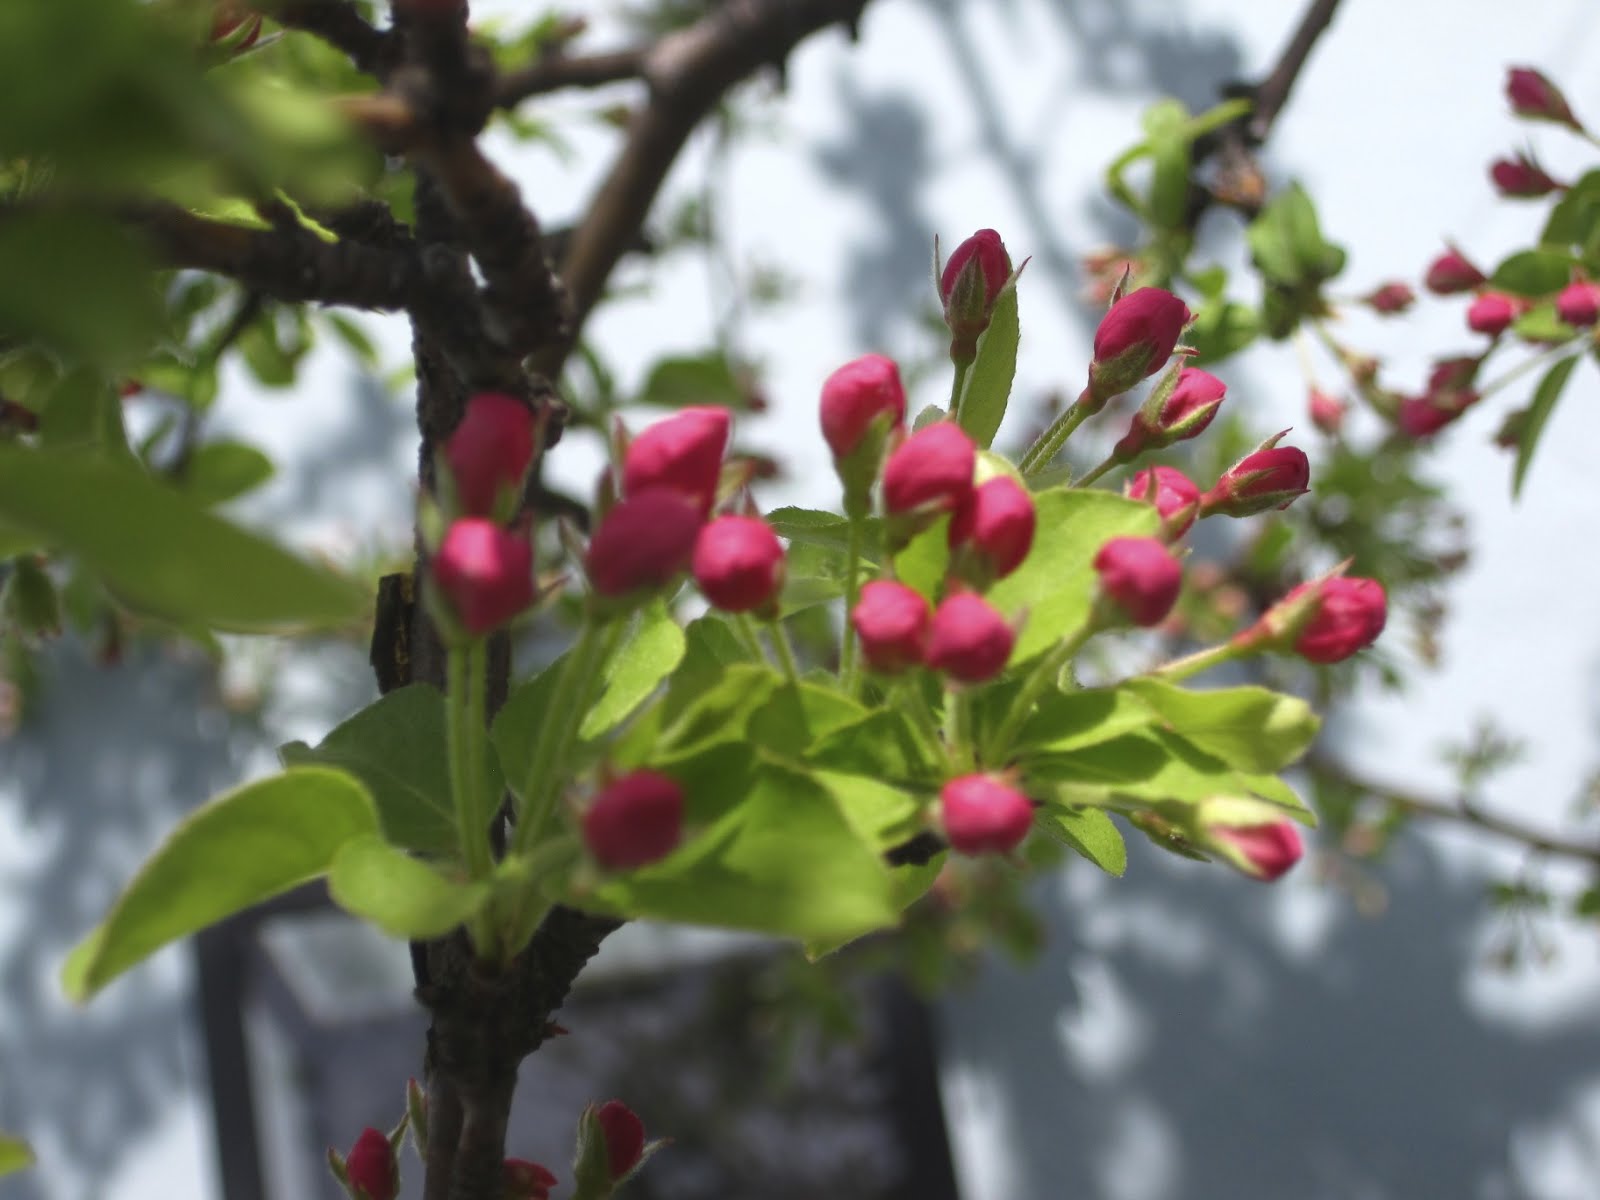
[537,0,874,377]
[495,47,648,106]
[1309,753,1600,869]
[1248,0,1345,143]
[269,0,396,76]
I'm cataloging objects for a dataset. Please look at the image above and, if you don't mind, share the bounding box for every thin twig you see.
[1248,0,1345,143]
[495,48,648,107]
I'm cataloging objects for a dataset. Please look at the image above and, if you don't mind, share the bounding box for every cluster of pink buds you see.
[431,393,541,638]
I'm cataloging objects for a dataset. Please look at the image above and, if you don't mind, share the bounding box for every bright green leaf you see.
[329,835,490,938]
[280,685,465,855]
[1491,249,1575,298]
[0,446,366,633]
[986,489,1159,662]
[1038,805,1126,876]
[179,440,276,506]
[957,282,1020,449]
[747,681,867,758]
[580,600,686,739]
[1513,354,1581,499]
[893,515,951,601]
[636,352,746,409]
[62,767,378,1001]
[1186,298,1260,365]
[1121,678,1320,773]
[0,1134,33,1178]
[807,710,940,786]
[1008,687,1158,757]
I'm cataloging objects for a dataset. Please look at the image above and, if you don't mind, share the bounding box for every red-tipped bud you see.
[1506,67,1582,130]
[1283,576,1388,664]
[1124,466,1201,540]
[1086,287,1192,406]
[1361,282,1415,315]
[948,476,1036,583]
[586,489,702,599]
[925,593,1014,682]
[1093,536,1182,627]
[1113,366,1226,460]
[820,354,906,460]
[1200,440,1311,517]
[582,772,683,870]
[445,393,537,517]
[1467,292,1520,337]
[852,581,932,673]
[503,1160,558,1200]
[1308,388,1347,435]
[1557,281,1600,327]
[692,516,785,614]
[433,519,535,636]
[1490,152,1562,198]
[1398,393,1475,439]
[1211,819,1304,881]
[940,774,1034,855]
[1427,356,1482,394]
[941,229,1013,361]
[1424,247,1487,295]
[595,1101,646,1180]
[344,1129,398,1200]
[881,422,976,517]
[622,406,730,517]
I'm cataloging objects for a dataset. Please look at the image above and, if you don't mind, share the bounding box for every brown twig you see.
[268,0,396,77]
[1309,753,1600,869]
[538,0,872,377]
[495,47,648,106]
[1248,0,1345,143]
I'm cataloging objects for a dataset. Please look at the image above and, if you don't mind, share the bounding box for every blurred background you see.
[5,1,1600,1197]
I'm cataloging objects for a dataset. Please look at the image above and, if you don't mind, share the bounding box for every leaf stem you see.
[513,620,612,856]
[1477,336,1584,401]
[733,613,774,665]
[840,515,865,691]
[949,358,972,423]
[1019,398,1091,477]
[1148,639,1242,682]
[944,688,975,772]
[1074,456,1118,488]
[986,622,1096,764]
[767,616,803,687]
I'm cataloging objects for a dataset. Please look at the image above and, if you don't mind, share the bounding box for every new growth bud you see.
[941,229,1013,363]
[1112,366,1226,461]
[445,392,537,518]
[1490,152,1562,198]
[1124,466,1201,540]
[820,353,906,460]
[1199,436,1311,517]
[881,423,976,519]
[940,774,1034,855]
[582,771,684,870]
[342,1128,398,1200]
[852,580,932,673]
[1093,536,1182,627]
[586,489,703,599]
[433,519,535,636]
[1467,292,1520,337]
[948,476,1036,584]
[1084,287,1192,409]
[1362,282,1415,315]
[1424,247,1487,295]
[925,593,1014,682]
[1557,282,1600,327]
[622,406,730,517]
[692,516,786,614]
[1506,66,1582,130]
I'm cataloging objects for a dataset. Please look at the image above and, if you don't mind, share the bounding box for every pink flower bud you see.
[1093,536,1182,627]
[941,229,1013,360]
[1557,281,1600,327]
[1362,282,1415,315]
[1308,388,1347,435]
[1424,247,1487,295]
[852,580,932,673]
[345,1128,398,1200]
[595,1101,646,1180]
[1087,288,1192,404]
[582,772,683,870]
[820,354,906,460]
[503,1160,558,1200]
[1211,820,1303,882]
[881,422,976,517]
[1200,442,1311,517]
[1124,466,1200,539]
[948,476,1036,582]
[1427,356,1482,394]
[1506,66,1581,129]
[1283,576,1387,664]
[940,774,1034,855]
[1490,152,1562,198]
[925,593,1014,682]
[1398,393,1474,439]
[445,393,537,517]
[692,516,785,614]
[1113,366,1226,459]
[622,406,730,516]
[586,489,703,598]
[433,519,535,635]
[1467,292,1520,336]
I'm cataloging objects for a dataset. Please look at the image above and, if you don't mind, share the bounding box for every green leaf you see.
[814,770,924,847]
[1009,687,1158,756]
[658,614,756,725]
[1510,302,1573,345]
[62,767,378,1001]
[1038,805,1126,876]
[328,835,490,938]
[581,763,898,946]
[747,681,867,758]
[492,653,565,789]
[280,685,465,855]
[1121,678,1320,773]
[1541,168,1600,246]
[38,369,131,454]
[658,663,782,761]
[636,352,746,409]
[957,282,1020,449]
[985,488,1159,661]
[179,440,275,506]
[766,507,881,556]
[807,710,940,786]
[580,600,686,739]
[1185,298,1260,365]
[1513,354,1580,499]
[1147,125,1193,231]
[892,515,951,600]
[0,446,366,633]
[0,1134,34,1178]
[1491,249,1575,297]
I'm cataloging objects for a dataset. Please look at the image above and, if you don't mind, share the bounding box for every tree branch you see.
[536,0,873,377]
[494,48,648,107]
[1309,754,1600,869]
[268,0,396,77]
[1248,0,1345,143]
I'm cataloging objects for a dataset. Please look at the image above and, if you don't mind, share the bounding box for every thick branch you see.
[539,0,872,376]
[268,0,396,76]
[495,48,648,106]
[1309,754,1600,869]
[1249,0,1345,142]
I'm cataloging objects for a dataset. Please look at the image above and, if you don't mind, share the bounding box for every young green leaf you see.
[580,600,687,739]
[1037,804,1127,876]
[328,835,490,939]
[1513,354,1580,499]
[1121,678,1320,773]
[0,1134,34,1178]
[956,282,1020,449]
[62,767,379,1002]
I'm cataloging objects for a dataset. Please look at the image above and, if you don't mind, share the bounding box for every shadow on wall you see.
[816,0,1245,356]
[940,832,1600,1200]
